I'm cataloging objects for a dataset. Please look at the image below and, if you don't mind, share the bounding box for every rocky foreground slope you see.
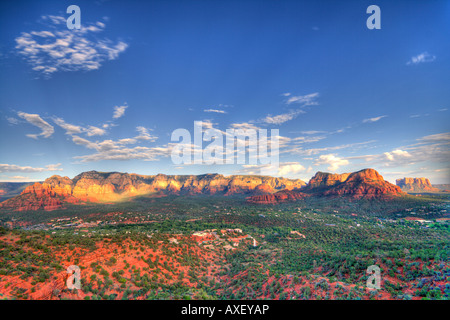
[0,171,306,211]
[249,168,405,204]
[396,177,441,193]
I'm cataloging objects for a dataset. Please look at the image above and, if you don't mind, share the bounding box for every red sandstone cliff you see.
[248,168,405,203]
[396,177,440,193]
[0,171,306,211]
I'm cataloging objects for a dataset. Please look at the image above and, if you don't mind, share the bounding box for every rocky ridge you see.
[0,171,306,211]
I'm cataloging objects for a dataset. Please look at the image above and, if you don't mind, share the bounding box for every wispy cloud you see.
[363,115,387,123]
[418,132,450,143]
[53,117,84,134]
[6,117,20,125]
[299,130,327,135]
[53,117,105,136]
[204,109,227,114]
[346,132,450,169]
[290,140,376,156]
[17,111,54,139]
[263,109,305,125]
[285,92,319,105]
[15,15,128,77]
[69,124,160,162]
[113,104,128,119]
[230,122,261,131]
[135,126,157,142]
[407,52,436,65]
[0,163,62,173]
[260,92,319,125]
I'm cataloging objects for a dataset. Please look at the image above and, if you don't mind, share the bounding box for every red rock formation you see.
[248,190,307,204]
[396,177,440,193]
[303,172,350,192]
[0,182,80,211]
[0,171,306,211]
[321,169,403,199]
[248,168,405,203]
[252,184,275,195]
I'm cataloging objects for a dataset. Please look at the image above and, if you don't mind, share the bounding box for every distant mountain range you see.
[2,169,448,211]
[0,171,306,211]
[433,184,450,192]
[0,168,425,211]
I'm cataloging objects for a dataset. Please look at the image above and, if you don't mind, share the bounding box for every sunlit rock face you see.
[248,168,405,204]
[0,171,306,211]
[396,177,440,193]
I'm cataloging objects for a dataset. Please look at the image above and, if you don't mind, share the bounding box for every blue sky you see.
[0,0,449,184]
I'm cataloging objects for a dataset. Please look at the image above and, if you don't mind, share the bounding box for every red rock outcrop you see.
[396,177,440,193]
[0,182,80,211]
[248,168,405,203]
[248,189,307,204]
[321,169,403,198]
[0,171,306,211]
[302,172,350,192]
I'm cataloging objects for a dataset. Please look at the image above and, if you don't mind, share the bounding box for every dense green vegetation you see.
[0,194,449,300]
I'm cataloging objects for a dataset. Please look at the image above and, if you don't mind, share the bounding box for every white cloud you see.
[418,132,450,143]
[237,162,306,177]
[53,117,83,134]
[277,162,306,176]
[17,111,54,138]
[113,104,128,119]
[345,132,450,169]
[118,138,137,145]
[285,92,319,105]
[53,117,107,137]
[15,15,128,77]
[260,92,319,125]
[74,144,170,162]
[204,109,227,114]
[363,115,387,123]
[407,52,436,65]
[384,149,412,161]
[263,109,305,125]
[314,154,349,171]
[72,135,98,149]
[291,136,326,144]
[230,122,261,130]
[299,130,327,135]
[0,163,62,173]
[291,140,376,156]
[135,126,157,142]
[86,126,106,136]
